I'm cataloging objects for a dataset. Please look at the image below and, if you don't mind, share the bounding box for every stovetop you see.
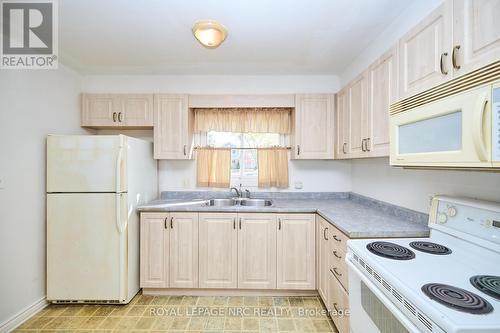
[347,231,500,332]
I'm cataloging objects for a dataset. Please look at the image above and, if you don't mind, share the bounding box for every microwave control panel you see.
[493,86,500,161]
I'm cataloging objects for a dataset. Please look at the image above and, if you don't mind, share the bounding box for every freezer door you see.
[47,193,128,302]
[47,135,127,193]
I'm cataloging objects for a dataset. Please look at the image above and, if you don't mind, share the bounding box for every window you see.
[206,131,282,188]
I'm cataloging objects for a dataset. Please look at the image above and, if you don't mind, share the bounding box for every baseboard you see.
[0,297,48,333]
[142,288,318,297]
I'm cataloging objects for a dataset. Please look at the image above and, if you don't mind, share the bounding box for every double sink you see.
[206,198,273,207]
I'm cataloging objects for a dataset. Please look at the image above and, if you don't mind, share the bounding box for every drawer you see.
[329,259,348,291]
[329,225,349,254]
[328,271,350,333]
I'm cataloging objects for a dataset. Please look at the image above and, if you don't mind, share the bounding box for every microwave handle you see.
[472,92,489,161]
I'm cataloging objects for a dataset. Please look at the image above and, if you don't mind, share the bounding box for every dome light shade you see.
[192,20,227,49]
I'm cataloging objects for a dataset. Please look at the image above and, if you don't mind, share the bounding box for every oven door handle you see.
[346,258,422,333]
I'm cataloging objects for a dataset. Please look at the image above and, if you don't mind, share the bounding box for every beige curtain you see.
[194,108,291,134]
[196,148,231,188]
[257,148,289,188]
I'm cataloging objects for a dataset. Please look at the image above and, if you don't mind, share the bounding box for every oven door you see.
[347,259,420,333]
[390,84,492,168]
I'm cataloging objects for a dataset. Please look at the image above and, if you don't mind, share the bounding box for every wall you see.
[0,65,87,328]
[351,158,500,213]
[340,0,442,85]
[83,74,351,193]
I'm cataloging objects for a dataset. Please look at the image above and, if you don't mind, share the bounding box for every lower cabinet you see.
[198,213,238,288]
[328,270,350,333]
[238,213,277,289]
[140,212,316,291]
[277,214,316,290]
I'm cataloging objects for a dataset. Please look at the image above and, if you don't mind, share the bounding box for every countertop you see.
[137,192,430,239]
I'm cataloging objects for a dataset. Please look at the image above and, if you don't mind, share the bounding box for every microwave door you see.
[390,85,492,168]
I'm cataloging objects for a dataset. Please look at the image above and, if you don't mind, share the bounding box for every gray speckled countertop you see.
[137,192,430,239]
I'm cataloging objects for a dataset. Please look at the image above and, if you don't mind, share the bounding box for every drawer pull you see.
[333,251,342,259]
[112,112,117,122]
[440,52,449,75]
[233,218,236,230]
[164,217,168,229]
[333,302,340,312]
[170,217,173,229]
[331,267,342,277]
[323,227,328,240]
[332,235,341,242]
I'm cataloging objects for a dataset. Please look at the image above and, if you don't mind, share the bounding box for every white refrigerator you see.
[46,135,157,303]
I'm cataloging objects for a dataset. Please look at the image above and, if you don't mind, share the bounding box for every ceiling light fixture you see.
[192,20,227,49]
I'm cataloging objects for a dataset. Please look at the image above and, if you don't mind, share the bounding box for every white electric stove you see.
[346,196,500,333]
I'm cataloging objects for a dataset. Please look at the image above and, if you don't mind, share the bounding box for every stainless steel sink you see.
[206,198,238,207]
[239,199,273,207]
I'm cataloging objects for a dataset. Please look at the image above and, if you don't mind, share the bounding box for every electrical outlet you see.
[294,181,303,190]
[182,179,191,188]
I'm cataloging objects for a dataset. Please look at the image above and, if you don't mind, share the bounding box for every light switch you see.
[0,177,4,189]
[294,181,303,190]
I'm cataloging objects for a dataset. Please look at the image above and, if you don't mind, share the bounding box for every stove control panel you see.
[430,196,500,246]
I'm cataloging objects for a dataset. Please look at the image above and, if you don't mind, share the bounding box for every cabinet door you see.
[399,1,453,99]
[328,270,350,333]
[317,217,330,304]
[238,213,277,289]
[293,94,334,159]
[453,0,500,76]
[199,213,238,288]
[140,213,169,288]
[169,212,198,288]
[366,46,398,157]
[154,94,192,159]
[122,94,154,127]
[81,94,118,127]
[335,89,350,159]
[348,73,368,157]
[276,214,316,290]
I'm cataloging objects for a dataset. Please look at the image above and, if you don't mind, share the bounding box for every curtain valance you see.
[193,108,291,134]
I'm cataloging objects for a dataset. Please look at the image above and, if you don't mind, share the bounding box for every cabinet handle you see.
[183,145,187,156]
[361,139,366,152]
[233,218,236,230]
[170,217,173,229]
[342,142,347,154]
[366,138,371,152]
[112,112,117,122]
[333,303,340,312]
[440,52,449,75]
[333,251,342,259]
[118,112,123,122]
[452,45,461,69]
[164,217,168,229]
[323,227,328,241]
[239,218,242,230]
[332,235,341,242]
[297,145,300,156]
[278,218,282,230]
[331,267,342,277]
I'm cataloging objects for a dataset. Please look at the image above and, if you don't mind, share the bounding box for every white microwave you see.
[390,81,500,169]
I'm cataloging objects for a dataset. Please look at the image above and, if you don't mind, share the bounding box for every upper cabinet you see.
[366,46,398,157]
[81,94,153,128]
[453,0,500,76]
[292,94,335,159]
[398,1,453,100]
[347,72,369,158]
[153,94,193,160]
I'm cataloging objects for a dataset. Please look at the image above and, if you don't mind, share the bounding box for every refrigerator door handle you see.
[116,194,125,234]
[116,138,125,234]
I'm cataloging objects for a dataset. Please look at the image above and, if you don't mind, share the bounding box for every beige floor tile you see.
[65,317,87,329]
[150,316,174,330]
[80,316,105,329]
[125,305,147,316]
[288,297,304,307]
[182,296,200,306]
[302,297,323,308]
[243,296,259,306]
[17,315,54,329]
[92,306,115,317]
[114,317,140,330]
[41,316,69,329]
[258,297,274,307]
[135,294,155,305]
[151,295,170,305]
[242,317,259,330]
[134,316,157,329]
[224,317,242,330]
[167,295,184,305]
[197,296,215,306]
[277,318,296,331]
[42,305,67,317]
[98,316,121,329]
[294,318,315,332]
[59,305,85,316]
[109,306,130,316]
[212,296,228,306]
[259,318,278,331]
[78,305,99,316]
[273,297,290,307]
[205,317,224,330]
[312,319,334,332]
[227,296,244,306]
[187,316,207,330]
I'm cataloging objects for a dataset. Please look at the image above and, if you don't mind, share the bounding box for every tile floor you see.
[15,293,339,332]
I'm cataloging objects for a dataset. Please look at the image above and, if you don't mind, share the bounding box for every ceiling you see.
[60,0,416,75]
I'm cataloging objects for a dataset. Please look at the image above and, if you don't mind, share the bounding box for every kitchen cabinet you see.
[276,214,316,290]
[347,72,369,158]
[140,213,169,288]
[238,213,277,289]
[317,216,330,303]
[169,213,199,288]
[398,1,453,99]
[365,46,398,157]
[292,94,335,159]
[453,0,500,76]
[154,94,193,160]
[198,213,238,288]
[335,88,350,159]
[81,94,153,128]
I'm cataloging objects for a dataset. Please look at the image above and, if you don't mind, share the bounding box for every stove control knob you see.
[437,213,448,224]
[447,206,457,217]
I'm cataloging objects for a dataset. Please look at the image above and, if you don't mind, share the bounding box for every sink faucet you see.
[244,189,251,198]
[230,187,241,198]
